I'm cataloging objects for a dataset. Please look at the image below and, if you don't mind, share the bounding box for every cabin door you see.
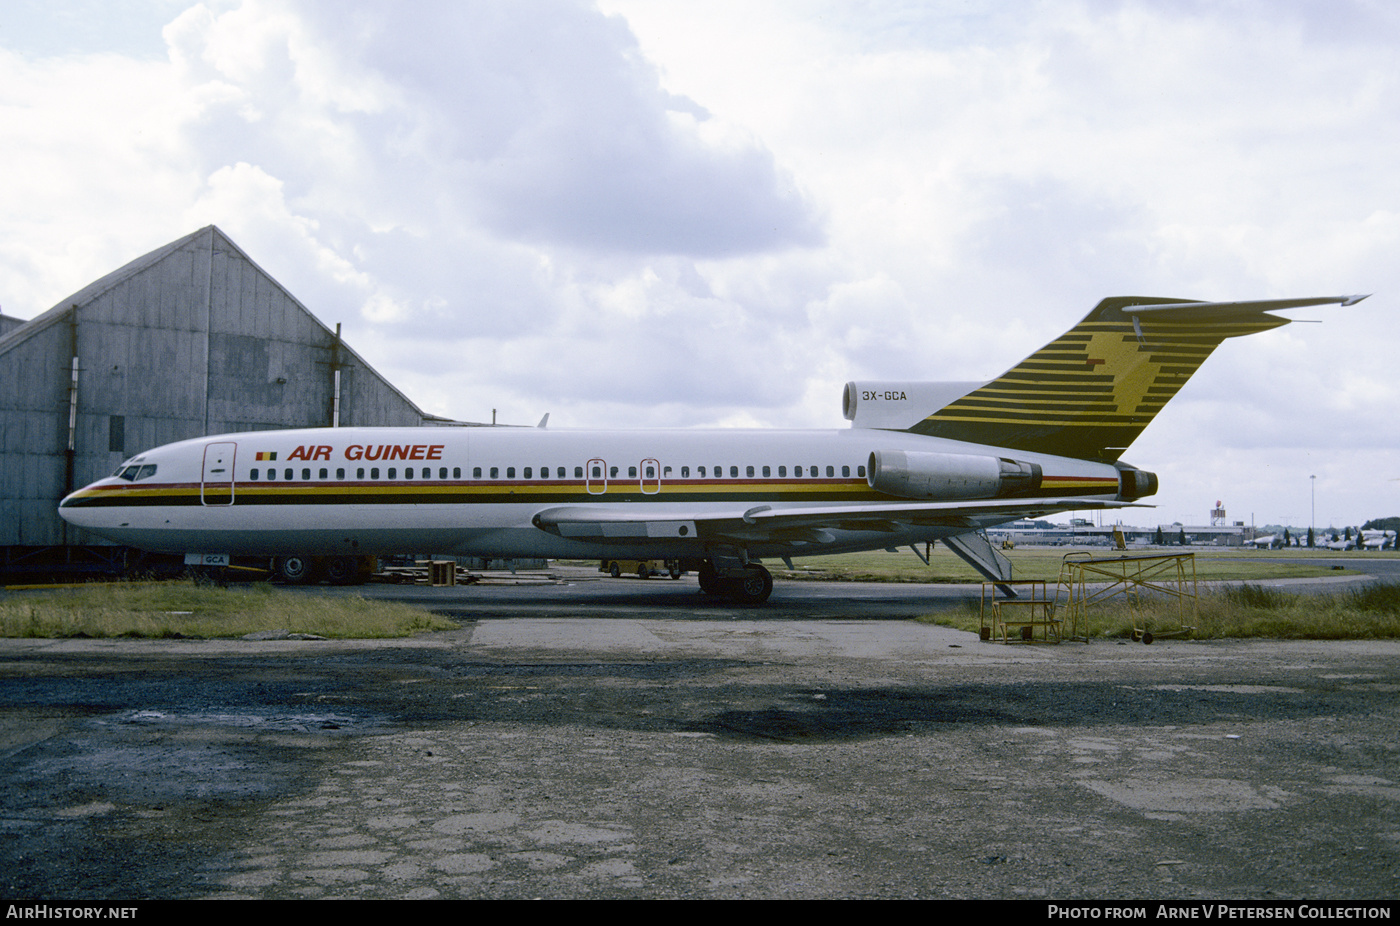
[639,458,661,494]
[585,458,607,495]
[201,441,237,506]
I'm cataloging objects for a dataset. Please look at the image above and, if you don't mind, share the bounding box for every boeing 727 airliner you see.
[59,294,1366,603]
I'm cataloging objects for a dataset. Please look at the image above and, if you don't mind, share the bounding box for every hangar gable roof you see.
[0,225,427,420]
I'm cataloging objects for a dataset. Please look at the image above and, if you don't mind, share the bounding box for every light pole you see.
[1310,474,1316,544]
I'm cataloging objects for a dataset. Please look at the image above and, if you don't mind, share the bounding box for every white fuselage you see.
[59,425,1124,561]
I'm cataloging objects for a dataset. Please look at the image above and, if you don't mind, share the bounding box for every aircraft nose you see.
[59,485,88,511]
[58,488,87,522]
[57,477,113,521]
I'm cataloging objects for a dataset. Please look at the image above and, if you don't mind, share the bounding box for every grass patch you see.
[0,581,458,639]
[1347,581,1400,615]
[772,546,1375,584]
[925,581,1400,641]
[1220,583,1290,610]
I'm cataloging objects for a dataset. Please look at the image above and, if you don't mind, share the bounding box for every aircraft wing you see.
[533,497,1143,545]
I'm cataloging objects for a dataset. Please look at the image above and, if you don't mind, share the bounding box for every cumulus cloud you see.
[168,0,823,258]
[123,0,830,427]
[0,0,1396,526]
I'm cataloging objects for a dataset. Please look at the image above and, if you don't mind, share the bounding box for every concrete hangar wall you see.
[0,225,430,550]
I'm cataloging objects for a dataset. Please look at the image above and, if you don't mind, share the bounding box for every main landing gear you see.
[697,561,773,605]
[274,554,374,586]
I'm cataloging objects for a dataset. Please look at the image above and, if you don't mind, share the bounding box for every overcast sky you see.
[1,0,1395,531]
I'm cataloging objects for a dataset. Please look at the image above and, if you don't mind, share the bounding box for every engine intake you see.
[867,450,1042,500]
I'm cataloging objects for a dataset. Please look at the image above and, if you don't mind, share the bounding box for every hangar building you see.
[0,225,432,572]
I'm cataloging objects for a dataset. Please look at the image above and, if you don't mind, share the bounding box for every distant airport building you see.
[994,521,1253,547]
[0,225,432,560]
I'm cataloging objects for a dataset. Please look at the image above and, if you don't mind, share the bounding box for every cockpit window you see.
[116,464,158,481]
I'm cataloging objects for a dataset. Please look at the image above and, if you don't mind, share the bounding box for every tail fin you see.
[907,295,1366,461]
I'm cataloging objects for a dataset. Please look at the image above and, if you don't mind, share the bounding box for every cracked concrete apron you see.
[1,623,1397,899]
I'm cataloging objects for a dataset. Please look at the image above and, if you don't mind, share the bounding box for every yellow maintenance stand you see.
[1055,551,1198,643]
[979,580,1058,643]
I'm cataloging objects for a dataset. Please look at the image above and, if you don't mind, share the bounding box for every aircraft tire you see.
[277,555,322,585]
[325,555,360,586]
[728,564,773,605]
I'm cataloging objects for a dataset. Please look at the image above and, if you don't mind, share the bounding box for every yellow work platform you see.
[979,580,1060,643]
[1055,551,1198,643]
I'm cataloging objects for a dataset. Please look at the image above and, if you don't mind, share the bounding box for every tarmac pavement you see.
[1,575,1398,900]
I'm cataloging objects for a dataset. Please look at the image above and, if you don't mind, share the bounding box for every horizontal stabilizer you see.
[1121,295,1369,318]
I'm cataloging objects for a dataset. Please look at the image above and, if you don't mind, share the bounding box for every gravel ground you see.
[1,609,1397,900]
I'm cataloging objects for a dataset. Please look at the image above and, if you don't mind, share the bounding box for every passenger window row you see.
[243,463,866,482]
[249,466,465,481]
[676,465,862,479]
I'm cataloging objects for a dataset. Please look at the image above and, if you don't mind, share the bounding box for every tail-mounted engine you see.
[867,450,1042,500]
[843,381,987,430]
[1115,462,1158,501]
